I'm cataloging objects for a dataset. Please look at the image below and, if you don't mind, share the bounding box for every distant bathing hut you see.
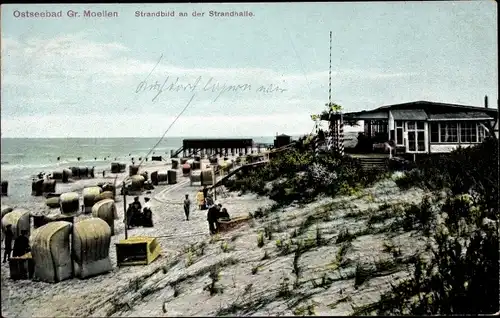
[69,166,95,179]
[339,99,499,157]
[60,192,80,214]
[1,181,8,196]
[129,165,140,177]
[97,182,116,199]
[111,162,126,174]
[82,187,102,213]
[168,170,177,184]
[171,159,179,169]
[151,170,170,186]
[274,134,292,148]
[92,199,119,236]
[32,179,56,196]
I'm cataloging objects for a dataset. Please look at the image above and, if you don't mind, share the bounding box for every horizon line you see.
[0,134,313,139]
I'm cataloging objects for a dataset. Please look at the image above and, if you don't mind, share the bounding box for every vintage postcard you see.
[1,2,498,317]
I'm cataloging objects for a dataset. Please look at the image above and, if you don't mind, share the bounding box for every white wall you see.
[350,111,388,120]
[388,111,395,130]
[430,144,475,153]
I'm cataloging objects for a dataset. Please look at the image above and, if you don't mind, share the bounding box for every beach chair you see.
[115,236,161,266]
[9,252,35,280]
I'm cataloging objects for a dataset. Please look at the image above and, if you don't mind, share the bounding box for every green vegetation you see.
[225,143,382,206]
[225,124,497,315]
[204,265,223,296]
[257,232,265,248]
[220,241,231,253]
[336,228,355,244]
[293,303,316,316]
[375,137,499,315]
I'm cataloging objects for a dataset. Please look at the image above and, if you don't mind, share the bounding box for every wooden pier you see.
[171,138,263,158]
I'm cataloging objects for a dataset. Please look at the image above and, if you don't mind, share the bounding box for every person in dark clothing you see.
[132,196,142,212]
[219,207,230,220]
[131,196,143,226]
[142,197,153,227]
[12,230,30,258]
[3,224,14,263]
[207,205,219,234]
[202,186,209,200]
[125,203,135,229]
[184,194,191,221]
[205,195,214,208]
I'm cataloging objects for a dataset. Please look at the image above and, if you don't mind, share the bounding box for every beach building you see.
[341,99,499,155]
[274,134,292,148]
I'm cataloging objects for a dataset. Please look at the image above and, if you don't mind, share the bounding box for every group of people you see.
[195,186,214,210]
[182,186,230,234]
[3,226,31,263]
[125,196,154,228]
[207,204,230,234]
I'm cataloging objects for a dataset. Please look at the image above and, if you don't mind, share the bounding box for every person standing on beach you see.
[183,194,191,221]
[202,186,209,200]
[207,205,218,234]
[142,197,154,227]
[132,196,142,212]
[196,189,205,210]
[3,224,14,263]
[205,194,214,208]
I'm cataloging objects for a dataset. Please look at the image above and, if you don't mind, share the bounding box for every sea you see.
[0,134,358,203]
[0,136,278,202]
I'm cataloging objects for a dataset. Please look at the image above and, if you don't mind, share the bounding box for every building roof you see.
[391,109,428,120]
[428,112,494,121]
[344,100,498,119]
[375,100,497,113]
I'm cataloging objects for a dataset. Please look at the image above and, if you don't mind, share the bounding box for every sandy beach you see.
[1,155,433,317]
[1,155,276,317]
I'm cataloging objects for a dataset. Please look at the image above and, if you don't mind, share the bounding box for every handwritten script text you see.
[135,55,287,102]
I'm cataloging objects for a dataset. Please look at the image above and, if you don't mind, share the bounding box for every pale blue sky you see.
[1,2,497,138]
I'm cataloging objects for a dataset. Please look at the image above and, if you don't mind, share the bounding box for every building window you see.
[408,131,416,151]
[431,122,486,144]
[417,131,425,151]
[460,122,477,143]
[430,123,439,142]
[406,121,426,152]
[440,123,458,143]
[365,120,388,137]
[395,121,403,128]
